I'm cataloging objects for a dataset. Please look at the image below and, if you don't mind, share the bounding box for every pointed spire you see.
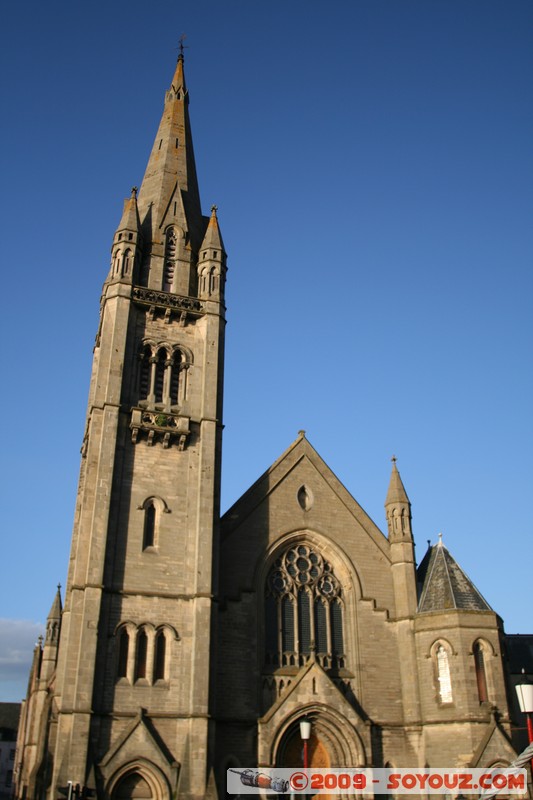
[116,187,141,235]
[385,456,410,506]
[198,205,227,301]
[108,187,142,285]
[47,584,62,622]
[200,205,225,253]
[171,52,186,95]
[137,52,202,246]
[385,456,413,544]
[45,585,62,646]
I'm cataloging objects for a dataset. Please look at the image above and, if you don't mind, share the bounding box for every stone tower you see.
[15,49,522,800]
[17,53,226,800]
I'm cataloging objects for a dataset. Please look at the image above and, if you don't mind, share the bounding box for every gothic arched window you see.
[435,643,453,704]
[154,630,167,681]
[473,641,488,702]
[117,628,129,678]
[143,502,156,549]
[135,629,148,681]
[265,544,345,670]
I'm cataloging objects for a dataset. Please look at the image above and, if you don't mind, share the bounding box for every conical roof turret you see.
[385,457,413,544]
[385,457,410,507]
[200,205,225,254]
[115,187,141,236]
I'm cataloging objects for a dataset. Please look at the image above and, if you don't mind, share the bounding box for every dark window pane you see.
[474,643,488,702]
[143,503,156,549]
[331,599,344,656]
[135,630,148,680]
[117,629,129,678]
[315,599,328,653]
[154,631,166,680]
[281,596,294,652]
[298,590,311,654]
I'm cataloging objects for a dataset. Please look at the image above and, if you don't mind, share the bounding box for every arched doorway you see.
[278,727,331,769]
[270,709,366,781]
[113,772,153,799]
[109,765,169,800]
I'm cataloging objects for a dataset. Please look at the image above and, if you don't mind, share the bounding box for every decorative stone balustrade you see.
[130,408,190,450]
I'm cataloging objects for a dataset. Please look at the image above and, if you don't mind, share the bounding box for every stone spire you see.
[385,456,412,542]
[137,53,203,246]
[108,187,142,284]
[198,206,227,301]
[385,457,417,618]
[41,585,62,681]
[200,205,225,253]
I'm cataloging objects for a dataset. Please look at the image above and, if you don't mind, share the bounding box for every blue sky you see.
[0,0,532,701]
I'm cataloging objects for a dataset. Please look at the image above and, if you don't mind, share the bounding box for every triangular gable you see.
[258,658,371,766]
[222,432,389,559]
[470,713,517,767]
[99,708,177,772]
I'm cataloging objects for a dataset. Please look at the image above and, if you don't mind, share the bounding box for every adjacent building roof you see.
[505,635,533,675]
[0,702,21,740]
[417,540,492,613]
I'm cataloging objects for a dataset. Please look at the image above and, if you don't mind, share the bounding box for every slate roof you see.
[417,541,492,613]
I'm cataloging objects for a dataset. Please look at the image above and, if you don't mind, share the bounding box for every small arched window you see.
[143,502,156,549]
[117,628,129,678]
[123,248,132,276]
[154,630,167,681]
[135,629,148,681]
[436,644,453,704]
[473,641,488,702]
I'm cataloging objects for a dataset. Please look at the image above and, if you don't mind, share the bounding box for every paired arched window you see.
[265,544,345,670]
[116,624,174,684]
[138,343,187,409]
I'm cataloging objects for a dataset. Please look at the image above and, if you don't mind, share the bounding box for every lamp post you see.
[515,669,533,768]
[299,719,311,770]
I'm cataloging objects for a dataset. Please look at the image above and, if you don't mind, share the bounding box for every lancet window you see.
[473,641,489,703]
[435,643,453,704]
[265,544,345,670]
[143,502,156,549]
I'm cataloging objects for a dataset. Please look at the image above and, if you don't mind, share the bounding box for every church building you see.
[14,53,524,800]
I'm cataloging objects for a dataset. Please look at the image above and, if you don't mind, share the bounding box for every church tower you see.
[17,53,226,800]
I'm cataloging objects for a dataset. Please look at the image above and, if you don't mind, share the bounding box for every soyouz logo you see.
[227,767,528,795]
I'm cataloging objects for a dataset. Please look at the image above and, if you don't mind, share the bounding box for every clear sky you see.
[0,0,532,702]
